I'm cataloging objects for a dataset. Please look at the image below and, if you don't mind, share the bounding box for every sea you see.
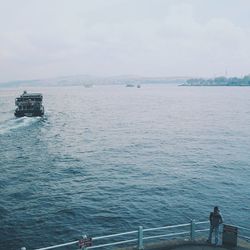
[0,85,250,250]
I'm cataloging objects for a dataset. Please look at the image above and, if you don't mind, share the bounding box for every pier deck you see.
[118,238,250,250]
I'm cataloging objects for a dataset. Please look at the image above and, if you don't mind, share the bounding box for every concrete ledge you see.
[117,238,250,250]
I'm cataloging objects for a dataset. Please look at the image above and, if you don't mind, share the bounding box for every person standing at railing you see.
[207,206,223,246]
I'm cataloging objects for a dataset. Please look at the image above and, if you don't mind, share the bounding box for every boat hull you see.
[14,108,44,117]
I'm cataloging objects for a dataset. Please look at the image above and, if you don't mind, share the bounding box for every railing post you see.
[190,219,195,241]
[138,226,144,250]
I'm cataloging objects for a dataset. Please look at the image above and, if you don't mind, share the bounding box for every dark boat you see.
[126,84,135,87]
[14,91,44,117]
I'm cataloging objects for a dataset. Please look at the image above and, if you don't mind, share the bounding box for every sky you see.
[0,0,250,82]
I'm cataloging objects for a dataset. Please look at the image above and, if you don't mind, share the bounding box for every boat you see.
[14,91,44,117]
[83,83,93,88]
[126,84,135,87]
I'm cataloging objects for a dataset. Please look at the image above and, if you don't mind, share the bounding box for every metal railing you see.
[20,220,250,250]
[233,225,250,242]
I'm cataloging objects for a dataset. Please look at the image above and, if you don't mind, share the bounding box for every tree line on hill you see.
[184,75,250,86]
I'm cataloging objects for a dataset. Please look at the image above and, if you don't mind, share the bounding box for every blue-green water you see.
[0,85,250,249]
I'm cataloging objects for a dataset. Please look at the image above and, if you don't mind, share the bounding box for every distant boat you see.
[126,84,135,87]
[137,84,141,88]
[14,91,44,117]
[83,83,93,88]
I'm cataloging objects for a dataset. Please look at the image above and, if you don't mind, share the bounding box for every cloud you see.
[0,0,250,81]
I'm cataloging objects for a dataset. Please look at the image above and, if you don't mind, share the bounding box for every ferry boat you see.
[14,91,44,117]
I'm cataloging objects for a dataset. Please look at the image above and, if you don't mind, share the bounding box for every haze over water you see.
[0,85,250,249]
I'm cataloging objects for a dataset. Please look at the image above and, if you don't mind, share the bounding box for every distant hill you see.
[0,75,189,88]
[182,75,250,86]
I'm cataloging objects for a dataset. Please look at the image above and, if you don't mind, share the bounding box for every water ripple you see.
[1,86,250,249]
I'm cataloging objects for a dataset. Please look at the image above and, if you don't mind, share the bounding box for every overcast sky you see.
[0,0,250,82]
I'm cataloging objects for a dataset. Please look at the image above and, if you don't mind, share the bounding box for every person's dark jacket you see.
[209,211,223,228]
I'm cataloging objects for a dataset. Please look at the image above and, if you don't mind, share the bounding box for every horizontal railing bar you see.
[195,229,210,233]
[87,238,138,249]
[222,224,250,232]
[93,230,137,240]
[143,231,190,240]
[35,240,78,250]
[195,221,209,225]
[238,235,250,240]
[237,226,250,232]
[143,223,190,232]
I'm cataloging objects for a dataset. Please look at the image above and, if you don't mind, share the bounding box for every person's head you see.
[214,206,219,212]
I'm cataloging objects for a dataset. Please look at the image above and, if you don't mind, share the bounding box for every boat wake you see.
[0,117,41,135]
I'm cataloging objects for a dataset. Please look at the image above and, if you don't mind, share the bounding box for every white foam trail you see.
[0,117,41,135]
